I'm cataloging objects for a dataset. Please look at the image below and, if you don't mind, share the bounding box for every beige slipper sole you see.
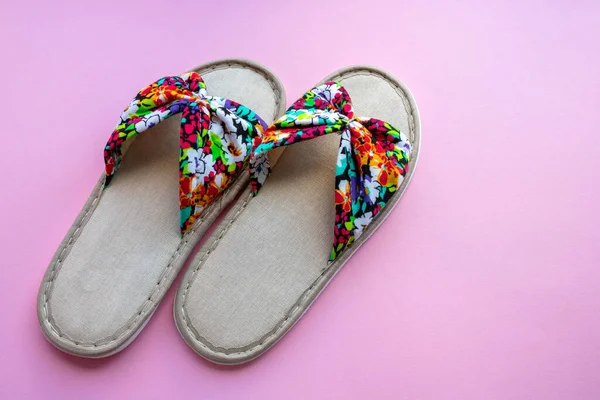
[174,65,421,364]
[37,59,286,358]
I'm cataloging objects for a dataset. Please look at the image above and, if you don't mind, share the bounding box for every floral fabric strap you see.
[104,72,267,233]
[249,82,411,262]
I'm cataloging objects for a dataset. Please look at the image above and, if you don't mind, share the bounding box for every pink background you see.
[2,0,599,398]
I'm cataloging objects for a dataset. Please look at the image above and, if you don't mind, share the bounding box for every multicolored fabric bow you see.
[104,72,267,233]
[249,82,411,262]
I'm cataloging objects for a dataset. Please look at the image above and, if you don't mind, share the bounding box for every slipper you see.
[37,59,286,358]
[174,65,421,364]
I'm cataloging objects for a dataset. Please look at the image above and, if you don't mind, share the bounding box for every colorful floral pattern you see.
[250,82,411,262]
[104,72,267,233]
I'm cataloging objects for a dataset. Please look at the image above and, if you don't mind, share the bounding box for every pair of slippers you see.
[37,59,421,364]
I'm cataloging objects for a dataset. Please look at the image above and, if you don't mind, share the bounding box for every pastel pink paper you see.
[1,0,599,399]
